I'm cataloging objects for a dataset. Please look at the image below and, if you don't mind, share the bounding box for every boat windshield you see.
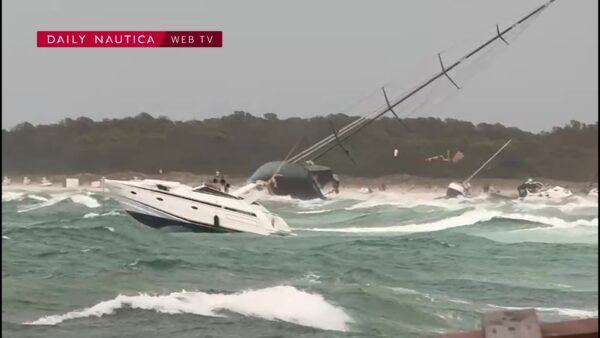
[193,186,240,199]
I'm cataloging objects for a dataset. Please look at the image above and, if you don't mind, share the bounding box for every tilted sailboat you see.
[446,139,512,198]
[243,0,558,200]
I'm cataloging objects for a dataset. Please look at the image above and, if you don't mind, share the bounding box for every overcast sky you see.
[2,0,597,132]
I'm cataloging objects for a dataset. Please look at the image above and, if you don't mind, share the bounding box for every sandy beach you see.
[2,172,592,196]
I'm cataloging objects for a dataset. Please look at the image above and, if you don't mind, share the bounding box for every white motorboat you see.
[516,178,573,201]
[104,179,291,236]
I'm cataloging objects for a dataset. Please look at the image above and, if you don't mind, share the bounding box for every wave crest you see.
[24,286,352,331]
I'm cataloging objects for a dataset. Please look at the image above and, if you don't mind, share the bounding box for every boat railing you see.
[431,309,597,338]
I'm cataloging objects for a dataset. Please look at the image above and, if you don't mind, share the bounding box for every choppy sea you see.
[2,189,598,337]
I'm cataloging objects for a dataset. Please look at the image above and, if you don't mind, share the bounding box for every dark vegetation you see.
[2,112,597,181]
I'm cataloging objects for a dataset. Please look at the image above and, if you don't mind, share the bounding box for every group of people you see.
[205,170,231,193]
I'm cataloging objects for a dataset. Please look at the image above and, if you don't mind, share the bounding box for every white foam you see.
[2,192,50,202]
[18,193,100,213]
[83,210,122,219]
[301,272,321,284]
[69,194,100,208]
[302,206,597,234]
[513,198,598,213]
[18,195,68,213]
[303,209,500,233]
[2,191,25,202]
[536,307,598,318]
[297,209,333,215]
[28,194,49,202]
[344,195,474,213]
[502,213,598,230]
[24,286,352,331]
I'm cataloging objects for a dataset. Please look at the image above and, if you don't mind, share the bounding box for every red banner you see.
[37,31,222,48]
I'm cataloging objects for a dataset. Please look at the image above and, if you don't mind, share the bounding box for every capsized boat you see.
[104,179,291,236]
[516,178,573,201]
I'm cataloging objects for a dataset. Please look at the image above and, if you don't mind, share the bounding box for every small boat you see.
[358,187,373,194]
[446,181,472,198]
[516,178,573,201]
[104,179,291,236]
[446,140,511,198]
[40,177,53,186]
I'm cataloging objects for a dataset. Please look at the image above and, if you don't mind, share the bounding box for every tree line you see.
[2,112,597,181]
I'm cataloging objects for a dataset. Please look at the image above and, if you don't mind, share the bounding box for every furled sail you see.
[287,0,556,165]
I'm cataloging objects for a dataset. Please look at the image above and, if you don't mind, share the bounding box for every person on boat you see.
[224,183,231,193]
[518,178,544,197]
[332,174,340,194]
[325,174,340,195]
[204,177,219,190]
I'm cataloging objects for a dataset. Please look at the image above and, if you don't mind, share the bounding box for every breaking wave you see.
[302,209,597,234]
[18,193,100,213]
[83,210,122,219]
[24,286,352,332]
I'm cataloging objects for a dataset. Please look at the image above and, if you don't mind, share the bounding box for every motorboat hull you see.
[105,179,291,236]
[117,195,234,233]
[126,211,231,233]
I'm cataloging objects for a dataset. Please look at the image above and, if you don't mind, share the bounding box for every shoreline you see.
[1,172,592,195]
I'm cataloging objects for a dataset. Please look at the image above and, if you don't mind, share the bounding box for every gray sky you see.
[2,0,597,132]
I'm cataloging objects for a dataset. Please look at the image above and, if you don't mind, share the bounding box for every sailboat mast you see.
[292,0,555,164]
[463,139,512,184]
